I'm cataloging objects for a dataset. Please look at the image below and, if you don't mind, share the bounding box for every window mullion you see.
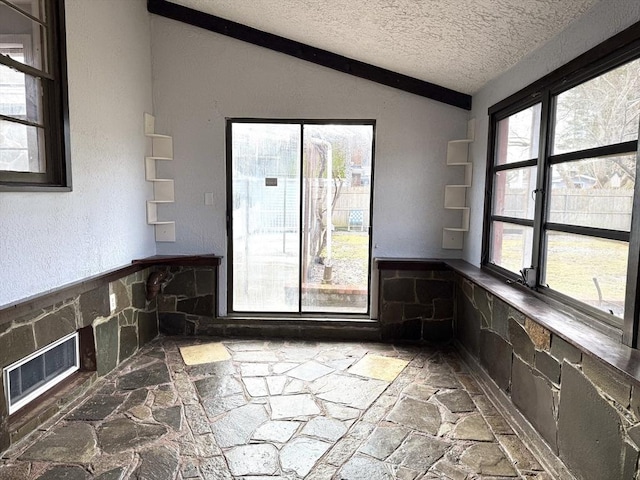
[531,90,552,287]
[624,118,640,347]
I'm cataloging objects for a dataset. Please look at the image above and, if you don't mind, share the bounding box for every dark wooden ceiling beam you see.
[147,0,472,110]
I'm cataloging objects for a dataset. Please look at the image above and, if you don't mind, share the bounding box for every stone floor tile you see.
[311,373,388,409]
[283,378,307,394]
[252,420,300,443]
[185,359,236,378]
[280,436,332,477]
[203,393,246,417]
[0,463,31,479]
[225,444,279,476]
[20,423,96,463]
[94,466,126,480]
[436,390,476,413]
[233,350,279,362]
[348,354,409,382]
[429,458,470,480]
[132,446,179,479]
[152,384,178,406]
[424,372,461,389]
[66,395,123,421]
[38,465,90,480]
[199,455,232,479]
[325,436,363,466]
[386,396,441,435]
[243,377,269,397]
[272,362,298,374]
[180,342,231,365]
[323,401,361,420]
[126,404,153,421]
[153,405,183,431]
[460,443,518,477]
[194,432,222,457]
[287,360,335,381]
[387,432,450,472]
[305,463,339,479]
[401,383,438,401]
[116,362,171,390]
[302,416,348,441]
[241,362,271,377]
[91,452,134,477]
[194,376,243,399]
[270,394,320,419]
[337,454,395,479]
[211,403,269,447]
[225,340,268,351]
[358,424,410,460]
[451,414,494,441]
[97,417,167,454]
[184,403,212,434]
[266,375,288,395]
[181,457,200,479]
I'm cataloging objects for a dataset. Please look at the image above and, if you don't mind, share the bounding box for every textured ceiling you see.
[172,0,600,95]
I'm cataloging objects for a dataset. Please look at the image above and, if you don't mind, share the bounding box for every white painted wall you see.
[0,0,156,307]
[149,16,470,314]
[465,0,640,266]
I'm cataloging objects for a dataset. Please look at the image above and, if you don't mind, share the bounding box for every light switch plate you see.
[109,293,117,313]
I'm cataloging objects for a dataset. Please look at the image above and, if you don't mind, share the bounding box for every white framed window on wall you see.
[483,21,640,345]
[0,0,71,190]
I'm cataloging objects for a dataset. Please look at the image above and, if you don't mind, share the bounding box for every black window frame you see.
[482,20,640,346]
[0,0,71,191]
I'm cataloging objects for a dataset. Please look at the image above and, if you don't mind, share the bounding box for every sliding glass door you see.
[228,120,374,315]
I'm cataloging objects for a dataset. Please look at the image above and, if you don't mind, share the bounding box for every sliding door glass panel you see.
[301,124,373,313]
[231,123,301,312]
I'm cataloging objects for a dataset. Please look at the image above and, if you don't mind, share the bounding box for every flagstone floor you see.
[0,337,554,479]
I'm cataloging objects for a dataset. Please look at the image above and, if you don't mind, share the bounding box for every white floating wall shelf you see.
[144,113,176,242]
[443,119,474,250]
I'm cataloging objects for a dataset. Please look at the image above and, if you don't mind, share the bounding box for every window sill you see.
[446,259,640,387]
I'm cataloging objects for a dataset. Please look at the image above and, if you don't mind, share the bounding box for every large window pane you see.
[549,155,635,231]
[496,104,541,165]
[553,58,640,155]
[544,232,627,317]
[490,221,533,274]
[492,166,537,220]
[0,118,44,172]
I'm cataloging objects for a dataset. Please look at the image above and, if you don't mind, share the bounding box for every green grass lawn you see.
[499,233,627,314]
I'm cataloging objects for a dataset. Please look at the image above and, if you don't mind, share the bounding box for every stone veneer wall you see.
[0,268,158,452]
[157,266,217,335]
[455,273,640,480]
[378,268,454,342]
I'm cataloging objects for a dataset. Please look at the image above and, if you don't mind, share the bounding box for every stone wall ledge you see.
[379,257,640,389]
[0,254,222,327]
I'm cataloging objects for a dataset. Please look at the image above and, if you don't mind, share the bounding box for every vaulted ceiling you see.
[170,0,601,95]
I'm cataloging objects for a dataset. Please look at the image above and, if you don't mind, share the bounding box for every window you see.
[0,0,70,190]
[4,332,79,414]
[484,24,640,341]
